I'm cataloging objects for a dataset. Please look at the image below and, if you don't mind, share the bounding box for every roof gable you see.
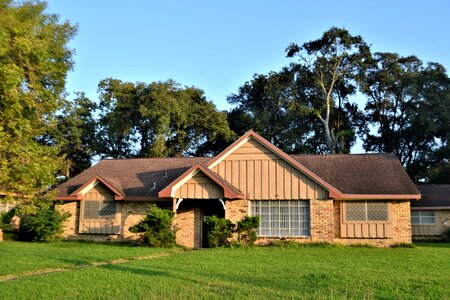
[207,130,343,198]
[68,174,124,200]
[159,163,243,199]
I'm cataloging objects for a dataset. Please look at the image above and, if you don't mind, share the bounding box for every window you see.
[83,200,116,220]
[345,201,388,222]
[411,211,435,224]
[251,200,310,237]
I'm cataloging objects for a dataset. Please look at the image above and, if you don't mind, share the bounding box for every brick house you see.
[53,131,420,247]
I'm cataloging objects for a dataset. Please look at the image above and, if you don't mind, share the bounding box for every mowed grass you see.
[1,242,449,299]
[0,241,170,276]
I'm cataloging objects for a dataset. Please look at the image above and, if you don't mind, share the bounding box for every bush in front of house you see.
[18,207,71,242]
[203,215,235,247]
[129,204,176,247]
[443,227,450,241]
[235,216,260,246]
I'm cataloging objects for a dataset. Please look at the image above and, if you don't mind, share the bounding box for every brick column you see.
[310,198,334,242]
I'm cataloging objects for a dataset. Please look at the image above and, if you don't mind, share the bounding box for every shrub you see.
[390,243,415,248]
[442,227,450,242]
[129,204,176,247]
[18,207,71,242]
[203,216,235,247]
[235,216,260,246]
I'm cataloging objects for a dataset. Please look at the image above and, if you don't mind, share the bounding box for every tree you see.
[358,52,450,182]
[286,27,371,153]
[96,78,233,158]
[55,93,97,177]
[0,1,77,196]
[227,69,322,154]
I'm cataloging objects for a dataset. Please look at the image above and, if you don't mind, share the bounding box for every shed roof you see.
[413,185,450,208]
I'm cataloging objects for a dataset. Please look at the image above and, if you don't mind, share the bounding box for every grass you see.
[0,241,171,276]
[0,241,449,299]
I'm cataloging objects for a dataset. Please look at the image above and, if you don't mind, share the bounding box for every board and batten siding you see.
[174,172,224,199]
[79,183,121,234]
[211,138,328,200]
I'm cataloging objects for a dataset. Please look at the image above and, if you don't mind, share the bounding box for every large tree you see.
[96,78,233,158]
[227,68,324,153]
[286,27,371,153]
[0,1,77,196]
[358,52,450,182]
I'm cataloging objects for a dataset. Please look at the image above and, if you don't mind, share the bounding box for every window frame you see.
[250,200,310,238]
[411,210,435,225]
[342,201,391,224]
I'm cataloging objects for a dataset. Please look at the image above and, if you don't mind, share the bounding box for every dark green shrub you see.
[129,204,176,247]
[442,227,450,241]
[390,243,415,248]
[203,216,235,247]
[0,208,16,231]
[236,216,260,246]
[18,207,71,242]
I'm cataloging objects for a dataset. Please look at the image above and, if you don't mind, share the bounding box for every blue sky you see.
[46,1,450,108]
[46,1,450,152]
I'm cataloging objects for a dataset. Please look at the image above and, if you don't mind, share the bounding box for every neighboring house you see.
[53,131,420,248]
[412,185,450,238]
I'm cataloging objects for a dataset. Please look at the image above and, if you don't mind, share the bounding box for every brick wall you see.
[334,200,412,246]
[175,208,201,248]
[225,199,249,223]
[121,202,149,241]
[310,198,334,242]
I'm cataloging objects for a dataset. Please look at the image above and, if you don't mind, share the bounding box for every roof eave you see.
[336,193,421,200]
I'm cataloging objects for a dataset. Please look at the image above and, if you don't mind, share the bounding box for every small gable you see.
[82,182,115,201]
[174,172,224,199]
[211,137,328,200]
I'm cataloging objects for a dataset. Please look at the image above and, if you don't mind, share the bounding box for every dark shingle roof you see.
[291,153,419,195]
[55,157,210,199]
[413,185,450,208]
[55,153,419,199]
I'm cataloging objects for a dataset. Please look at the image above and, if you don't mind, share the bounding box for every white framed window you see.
[83,200,116,220]
[345,201,389,222]
[250,200,310,237]
[411,211,435,224]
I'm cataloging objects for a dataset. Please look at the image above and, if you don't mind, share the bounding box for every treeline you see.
[0,1,449,201]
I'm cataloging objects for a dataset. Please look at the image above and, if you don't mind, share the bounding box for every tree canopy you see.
[95,78,234,159]
[0,0,77,196]
[228,27,450,182]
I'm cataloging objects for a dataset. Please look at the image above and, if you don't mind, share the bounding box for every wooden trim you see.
[205,130,344,198]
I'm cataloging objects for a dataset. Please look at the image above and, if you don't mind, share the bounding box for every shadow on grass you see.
[99,264,171,277]
[413,242,450,248]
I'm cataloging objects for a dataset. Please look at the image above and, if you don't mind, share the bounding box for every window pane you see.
[367,202,388,221]
[411,215,420,224]
[346,201,388,222]
[83,200,116,220]
[345,202,366,221]
[250,200,310,237]
[420,216,435,224]
[420,211,435,217]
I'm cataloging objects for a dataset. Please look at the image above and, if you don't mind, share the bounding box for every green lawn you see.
[1,242,449,299]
